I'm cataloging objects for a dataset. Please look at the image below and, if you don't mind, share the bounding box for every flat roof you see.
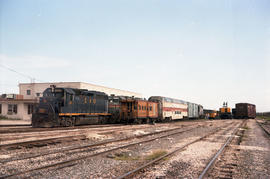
[19,81,142,95]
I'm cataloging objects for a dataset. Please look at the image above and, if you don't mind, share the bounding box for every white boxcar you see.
[148,96,188,121]
[187,102,203,118]
[198,104,204,118]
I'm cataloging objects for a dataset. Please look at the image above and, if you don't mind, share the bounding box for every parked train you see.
[234,103,256,119]
[32,87,110,127]
[205,102,256,120]
[32,87,204,127]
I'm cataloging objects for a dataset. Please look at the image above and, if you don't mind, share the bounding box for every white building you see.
[0,82,142,121]
[19,82,142,99]
[0,98,36,121]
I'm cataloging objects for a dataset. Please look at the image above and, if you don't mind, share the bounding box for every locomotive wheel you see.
[65,118,75,127]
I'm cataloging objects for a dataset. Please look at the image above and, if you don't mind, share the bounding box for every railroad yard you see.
[0,119,269,179]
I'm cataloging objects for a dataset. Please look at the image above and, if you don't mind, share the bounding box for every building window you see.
[13,104,17,114]
[8,104,17,114]
[36,93,40,97]
[28,104,33,114]
[27,90,31,95]
[8,104,12,114]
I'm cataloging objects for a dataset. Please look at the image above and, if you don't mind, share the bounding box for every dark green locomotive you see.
[32,86,110,127]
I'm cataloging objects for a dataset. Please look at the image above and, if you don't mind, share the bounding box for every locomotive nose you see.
[32,103,57,128]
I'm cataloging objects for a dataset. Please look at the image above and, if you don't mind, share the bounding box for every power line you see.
[0,64,45,83]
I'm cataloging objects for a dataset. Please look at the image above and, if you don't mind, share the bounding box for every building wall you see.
[80,82,142,98]
[19,82,142,99]
[0,101,33,120]
[19,82,81,99]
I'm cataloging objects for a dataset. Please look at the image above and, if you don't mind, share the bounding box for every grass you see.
[257,115,270,121]
[113,152,140,161]
[0,115,21,120]
[112,149,168,161]
[145,150,167,161]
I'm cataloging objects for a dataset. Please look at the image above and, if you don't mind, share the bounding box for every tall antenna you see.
[0,64,44,83]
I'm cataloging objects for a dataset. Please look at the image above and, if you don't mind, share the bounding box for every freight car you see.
[198,105,204,118]
[234,103,256,119]
[32,87,110,127]
[148,96,188,121]
[187,102,202,119]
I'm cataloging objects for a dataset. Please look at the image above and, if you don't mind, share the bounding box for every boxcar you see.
[198,105,204,118]
[187,102,200,118]
[148,96,188,121]
[235,103,256,119]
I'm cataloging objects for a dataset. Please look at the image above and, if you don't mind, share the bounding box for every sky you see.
[0,0,269,112]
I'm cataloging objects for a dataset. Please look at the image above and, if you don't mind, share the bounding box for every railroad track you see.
[0,122,196,151]
[0,122,215,178]
[197,119,247,179]
[114,120,244,179]
[256,119,270,137]
[0,123,124,134]
[0,135,87,150]
[0,123,162,143]
[0,124,197,163]
[0,120,209,134]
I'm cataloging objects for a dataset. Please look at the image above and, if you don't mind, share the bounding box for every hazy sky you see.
[0,0,269,112]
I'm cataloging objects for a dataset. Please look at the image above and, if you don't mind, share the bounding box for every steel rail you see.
[198,120,246,179]
[0,124,200,164]
[114,122,238,179]
[0,135,86,150]
[0,124,125,134]
[0,123,213,179]
[256,119,270,137]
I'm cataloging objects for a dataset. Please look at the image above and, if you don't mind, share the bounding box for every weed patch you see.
[145,150,167,160]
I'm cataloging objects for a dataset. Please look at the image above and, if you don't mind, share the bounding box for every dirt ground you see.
[0,119,31,125]
[236,119,270,178]
[0,119,269,178]
[133,119,270,179]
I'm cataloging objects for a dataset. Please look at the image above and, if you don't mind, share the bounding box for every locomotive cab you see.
[32,87,73,127]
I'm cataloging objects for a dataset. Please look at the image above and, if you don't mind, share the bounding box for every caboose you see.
[109,96,158,124]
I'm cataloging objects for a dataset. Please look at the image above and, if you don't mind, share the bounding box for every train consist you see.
[32,87,203,127]
[32,86,256,127]
[204,102,256,119]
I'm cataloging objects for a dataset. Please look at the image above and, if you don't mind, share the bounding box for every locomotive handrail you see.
[48,103,56,120]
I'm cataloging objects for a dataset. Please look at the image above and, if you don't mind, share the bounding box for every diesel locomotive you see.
[32,87,204,127]
[32,86,110,127]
